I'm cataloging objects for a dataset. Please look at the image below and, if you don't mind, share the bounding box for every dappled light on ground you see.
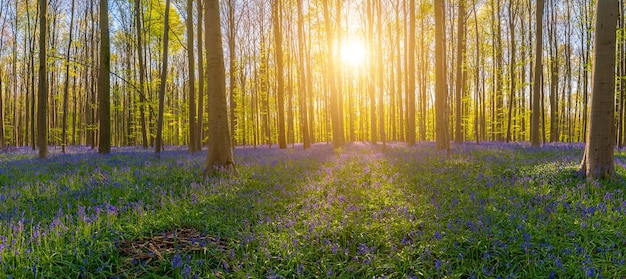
[0,143,625,277]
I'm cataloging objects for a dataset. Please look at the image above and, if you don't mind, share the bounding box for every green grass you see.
[0,142,625,278]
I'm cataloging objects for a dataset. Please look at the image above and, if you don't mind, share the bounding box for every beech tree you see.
[62,0,76,153]
[155,0,172,155]
[580,0,619,179]
[38,0,48,159]
[186,0,198,152]
[435,0,449,151]
[530,0,544,147]
[99,0,111,154]
[204,0,236,175]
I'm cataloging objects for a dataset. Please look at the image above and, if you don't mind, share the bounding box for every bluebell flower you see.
[172,253,183,269]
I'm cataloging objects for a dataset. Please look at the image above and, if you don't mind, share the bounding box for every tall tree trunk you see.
[506,2,517,143]
[548,0,559,142]
[186,0,197,152]
[455,0,466,143]
[273,0,286,149]
[62,0,76,153]
[322,0,344,147]
[204,0,236,174]
[376,0,385,148]
[38,0,48,158]
[367,0,377,144]
[580,0,618,179]
[0,68,4,148]
[155,0,172,155]
[474,1,481,144]
[407,0,416,145]
[531,0,544,147]
[494,0,503,141]
[197,0,205,148]
[98,0,111,154]
[435,0,449,151]
[297,0,310,149]
[616,0,626,149]
[135,0,149,149]
[228,0,237,148]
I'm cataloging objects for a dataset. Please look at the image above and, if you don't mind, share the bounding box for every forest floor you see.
[1,142,626,278]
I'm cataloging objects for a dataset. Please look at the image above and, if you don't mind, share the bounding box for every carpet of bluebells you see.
[1,142,626,278]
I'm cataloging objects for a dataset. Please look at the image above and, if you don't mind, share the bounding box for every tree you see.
[38,0,48,159]
[186,0,198,152]
[196,0,204,148]
[98,0,111,154]
[406,0,417,145]
[530,0,544,147]
[296,0,310,149]
[204,0,236,174]
[273,0,287,149]
[155,0,172,155]
[322,0,344,148]
[580,0,619,179]
[135,0,149,149]
[227,0,237,148]
[455,0,466,144]
[434,0,449,151]
[505,1,518,143]
[62,0,76,153]
[0,67,4,148]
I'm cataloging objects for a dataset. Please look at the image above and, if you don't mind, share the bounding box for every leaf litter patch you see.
[118,227,231,274]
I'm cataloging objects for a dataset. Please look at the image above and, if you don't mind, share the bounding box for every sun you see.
[341,39,366,65]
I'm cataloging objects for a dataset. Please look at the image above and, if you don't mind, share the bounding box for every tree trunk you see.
[197,0,205,148]
[455,0,466,143]
[531,0,544,147]
[407,0,416,145]
[0,68,4,148]
[322,0,344,147]
[155,0,172,155]
[62,0,76,153]
[98,0,111,154]
[435,0,449,151]
[204,0,236,174]
[297,0,310,149]
[38,0,48,159]
[228,0,237,148]
[135,0,149,149]
[186,0,197,152]
[506,2,517,143]
[273,0,286,149]
[548,0,559,142]
[580,0,618,179]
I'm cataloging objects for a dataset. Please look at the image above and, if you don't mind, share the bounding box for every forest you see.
[0,0,617,152]
[1,0,626,278]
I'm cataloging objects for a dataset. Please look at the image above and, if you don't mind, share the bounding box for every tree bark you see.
[407,0,416,145]
[273,0,286,149]
[135,0,149,149]
[204,0,236,174]
[155,0,172,155]
[531,0,544,146]
[197,0,205,148]
[186,0,197,152]
[455,0,466,144]
[580,0,618,179]
[297,0,310,149]
[322,0,344,147]
[506,2,517,143]
[98,0,111,154]
[62,0,76,153]
[435,0,449,151]
[228,0,238,148]
[38,0,48,158]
